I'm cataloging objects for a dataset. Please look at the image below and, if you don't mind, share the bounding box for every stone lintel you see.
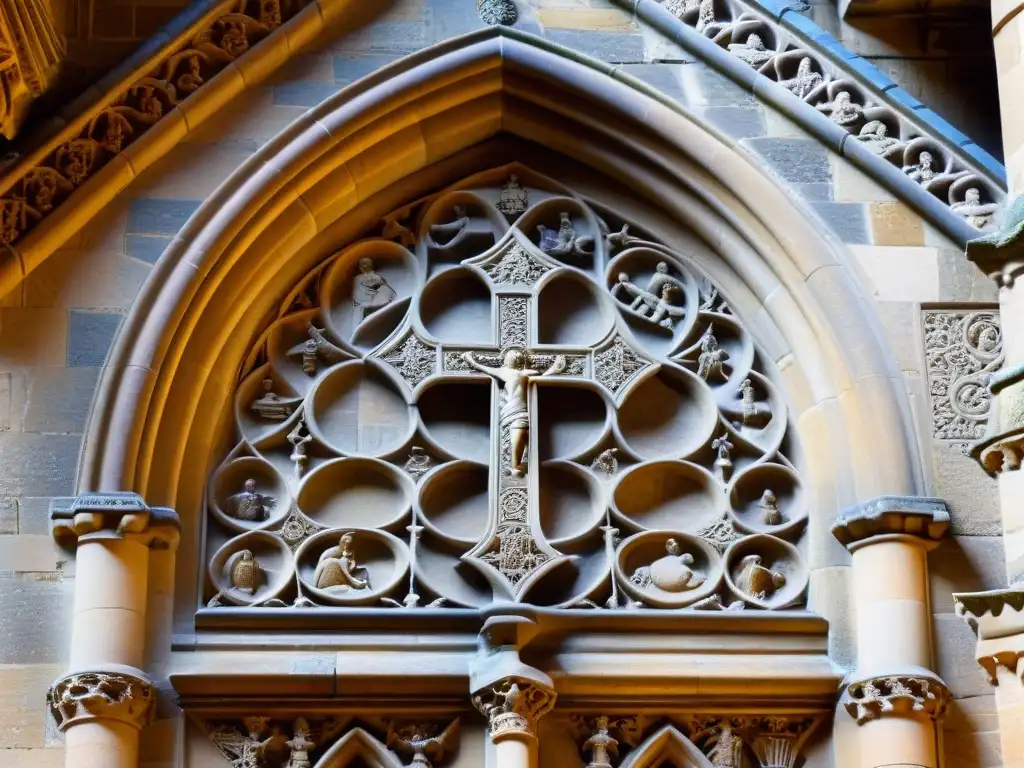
[50,491,180,549]
[966,195,1024,285]
[831,496,950,549]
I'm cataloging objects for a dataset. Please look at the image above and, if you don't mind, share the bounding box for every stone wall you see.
[0,0,1007,765]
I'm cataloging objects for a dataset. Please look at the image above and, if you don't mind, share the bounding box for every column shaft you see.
[993,0,1024,194]
[493,735,535,768]
[64,721,140,768]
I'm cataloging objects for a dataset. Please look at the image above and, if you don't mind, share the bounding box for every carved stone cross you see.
[371,234,657,600]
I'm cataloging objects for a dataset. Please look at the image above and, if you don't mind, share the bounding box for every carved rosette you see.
[472,677,556,741]
[842,674,951,725]
[48,671,156,731]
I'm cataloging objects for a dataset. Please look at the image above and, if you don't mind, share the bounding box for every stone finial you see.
[471,676,556,740]
[48,669,156,731]
[841,670,950,725]
[830,496,949,550]
[50,492,180,550]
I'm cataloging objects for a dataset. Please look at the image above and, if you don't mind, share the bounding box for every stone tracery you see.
[201,167,809,613]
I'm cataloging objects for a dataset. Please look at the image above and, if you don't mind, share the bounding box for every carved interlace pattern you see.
[842,676,950,725]
[48,671,155,730]
[483,244,551,286]
[377,332,437,388]
[480,488,549,586]
[499,296,529,347]
[0,0,301,247]
[278,509,322,548]
[594,335,650,395]
[697,516,742,554]
[923,310,1002,445]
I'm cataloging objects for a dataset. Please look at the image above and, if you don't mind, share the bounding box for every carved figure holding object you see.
[314,532,370,592]
[351,257,396,320]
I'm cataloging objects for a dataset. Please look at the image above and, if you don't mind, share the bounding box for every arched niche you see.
[75,28,919,623]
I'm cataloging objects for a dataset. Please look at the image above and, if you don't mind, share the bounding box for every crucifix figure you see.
[462,348,565,476]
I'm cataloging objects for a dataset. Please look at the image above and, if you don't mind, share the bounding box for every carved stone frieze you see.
[472,677,556,739]
[0,0,301,248]
[385,719,459,767]
[202,167,804,613]
[48,670,156,731]
[50,492,180,550]
[0,0,65,139]
[842,673,951,725]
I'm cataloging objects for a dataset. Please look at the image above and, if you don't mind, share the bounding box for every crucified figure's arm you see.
[540,355,566,377]
[462,351,501,377]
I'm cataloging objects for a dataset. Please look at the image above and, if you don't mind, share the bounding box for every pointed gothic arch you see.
[75,26,920,616]
[619,725,715,767]
[312,728,403,768]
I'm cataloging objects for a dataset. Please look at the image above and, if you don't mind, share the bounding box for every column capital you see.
[831,496,950,551]
[50,492,180,551]
[970,362,1024,475]
[966,196,1024,286]
[954,588,1024,684]
[47,668,156,732]
[841,669,951,725]
[471,676,556,741]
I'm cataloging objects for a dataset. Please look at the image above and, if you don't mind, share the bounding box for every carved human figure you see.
[287,420,313,480]
[707,725,742,768]
[728,33,773,67]
[229,549,261,595]
[630,538,706,592]
[228,478,275,522]
[582,716,619,768]
[612,262,686,327]
[951,187,999,229]
[736,553,786,600]
[351,257,396,320]
[758,489,783,526]
[780,58,822,99]
[404,446,433,479]
[314,532,370,592]
[497,173,529,217]
[815,91,863,126]
[428,204,471,249]
[285,718,314,768]
[462,349,566,476]
[725,378,771,428]
[697,325,729,382]
[712,433,734,481]
[855,120,902,156]
[590,448,619,477]
[537,212,575,255]
[250,378,298,420]
[903,150,941,183]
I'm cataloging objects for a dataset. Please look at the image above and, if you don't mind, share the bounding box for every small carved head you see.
[761,489,776,505]
[244,478,257,493]
[655,262,670,274]
[411,446,426,456]
[358,257,375,274]
[797,57,813,75]
[240,549,254,562]
[509,173,520,185]
[919,151,933,168]
[666,538,681,556]
[262,377,274,392]
[617,272,630,283]
[503,348,528,369]
[340,532,355,551]
[742,554,763,568]
[965,187,981,205]
[834,91,851,106]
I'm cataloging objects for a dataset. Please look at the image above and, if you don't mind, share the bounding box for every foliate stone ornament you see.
[590,448,619,477]
[842,674,951,725]
[472,677,556,739]
[482,243,551,286]
[377,331,437,388]
[385,719,459,767]
[479,487,550,586]
[744,715,819,768]
[499,295,529,347]
[48,671,156,731]
[697,325,729,381]
[497,174,529,218]
[478,0,518,26]
[594,334,651,396]
[779,58,823,99]
[923,310,1002,446]
[0,0,65,138]
[697,515,741,554]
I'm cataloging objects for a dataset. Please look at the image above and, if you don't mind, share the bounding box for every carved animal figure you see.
[631,538,705,593]
[229,549,261,595]
[736,554,786,600]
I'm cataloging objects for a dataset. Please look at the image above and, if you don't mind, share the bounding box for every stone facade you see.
[0,1,1014,767]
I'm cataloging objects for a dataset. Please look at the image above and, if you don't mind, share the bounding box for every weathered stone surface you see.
[702,106,767,139]
[874,301,922,373]
[0,309,67,367]
[689,63,756,107]
[869,202,925,246]
[11,367,100,434]
[0,574,73,664]
[126,199,201,237]
[0,498,16,534]
[272,82,339,107]
[794,182,834,201]
[744,138,832,183]
[333,54,402,84]
[933,612,994,698]
[66,311,123,368]
[16,498,52,536]
[943,695,1002,766]
[0,434,79,497]
[930,536,1007,613]
[620,63,688,104]
[809,566,856,670]
[811,202,871,245]
[0,664,63,748]
[937,246,997,302]
[545,29,644,63]
[932,444,1001,536]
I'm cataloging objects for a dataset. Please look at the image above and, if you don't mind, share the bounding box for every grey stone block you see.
[0,573,74,664]
[744,137,832,183]
[66,311,123,367]
[933,612,993,698]
[126,198,201,236]
[545,30,645,64]
[272,82,339,107]
[124,234,171,265]
[810,202,871,244]
[930,536,1006,614]
[430,0,486,42]
[938,246,997,303]
[366,21,429,52]
[16,498,52,536]
[932,444,1002,536]
[0,498,15,534]
[694,64,756,107]
[702,106,766,140]
[619,64,688,105]
[333,54,401,84]
[0,434,79,497]
[16,367,100,433]
[793,182,833,202]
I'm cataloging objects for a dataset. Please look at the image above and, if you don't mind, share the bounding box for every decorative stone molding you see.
[954,588,1024,684]
[0,0,302,249]
[0,0,65,138]
[471,677,556,740]
[971,361,1024,475]
[831,496,950,550]
[841,672,951,725]
[966,195,1024,285]
[641,0,1003,230]
[47,670,156,731]
[681,714,819,768]
[922,309,1002,453]
[50,492,180,550]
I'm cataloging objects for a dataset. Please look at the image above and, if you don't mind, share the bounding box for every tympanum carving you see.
[201,166,807,612]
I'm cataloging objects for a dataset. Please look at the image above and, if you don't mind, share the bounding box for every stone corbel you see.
[954,588,1024,684]
[966,196,1024,286]
[830,496,950,550]
[47,667,156,732]
[841,669,951,725]
[51,491,180,550]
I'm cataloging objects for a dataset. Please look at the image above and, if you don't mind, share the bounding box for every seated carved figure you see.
[228,478,274,522]
[314,532,371,592]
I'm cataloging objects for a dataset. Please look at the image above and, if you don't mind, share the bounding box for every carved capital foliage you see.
[841,674,951,725]
[472,677,556,740]
[0,0,65,138]
[47,670,156,731]
[954,588,1024,685]
[830,495,949,550]
[50,492,180,550]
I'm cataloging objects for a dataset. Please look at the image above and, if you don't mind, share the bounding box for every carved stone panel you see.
[201,165,808,614]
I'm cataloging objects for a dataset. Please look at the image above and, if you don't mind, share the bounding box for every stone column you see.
[832,496,951,768]
[47,492,179,768]
[992,0,1024,196]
